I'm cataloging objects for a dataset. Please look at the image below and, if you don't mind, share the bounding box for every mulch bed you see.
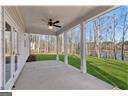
[26,55,36,62]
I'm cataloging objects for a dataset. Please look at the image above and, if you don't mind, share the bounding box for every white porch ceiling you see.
[18,6,114,35]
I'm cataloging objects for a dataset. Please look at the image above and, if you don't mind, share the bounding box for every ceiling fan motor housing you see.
[48,19,53,26]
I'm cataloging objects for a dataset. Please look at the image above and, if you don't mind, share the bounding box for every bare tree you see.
[121,13,128,60]
[111,14,118,59]
[93,18,101,58]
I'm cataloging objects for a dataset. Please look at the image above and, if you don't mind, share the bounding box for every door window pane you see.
[5,22,11,83]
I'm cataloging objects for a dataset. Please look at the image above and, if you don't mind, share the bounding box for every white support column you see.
[64,31,68,64]
[56,35,59,61]
[37,35,40,53]
[80,22,87,73]
[28,33,31,55]
[0,7,4,89]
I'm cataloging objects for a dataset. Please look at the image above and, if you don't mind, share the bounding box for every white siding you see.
[1,7,30,89]
[13,32,30,86]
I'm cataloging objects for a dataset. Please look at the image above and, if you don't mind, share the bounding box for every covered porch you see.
[0,6,127,90]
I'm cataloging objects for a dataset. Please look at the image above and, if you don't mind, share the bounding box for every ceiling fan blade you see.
[53,25,61,28]
[53,21,59,24]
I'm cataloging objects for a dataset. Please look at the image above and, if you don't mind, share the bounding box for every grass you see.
[68,55,81,69]
[35,54,56,61]
[59,55,64,62]
[28,54,128,89]
[59,55,81,69]
[87,56,128,89]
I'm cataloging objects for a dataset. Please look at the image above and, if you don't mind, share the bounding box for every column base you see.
[64,55,68,64]
[56,55,59,61]
[80,59,87,73]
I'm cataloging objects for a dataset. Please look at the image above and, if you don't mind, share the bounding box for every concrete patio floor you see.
[14,60,114,90]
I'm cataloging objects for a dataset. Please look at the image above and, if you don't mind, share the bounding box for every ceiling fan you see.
[32,18,62,30]
[42,18,61,30]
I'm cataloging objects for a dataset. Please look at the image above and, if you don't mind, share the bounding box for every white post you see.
[64,31,68,64]
[0,7,4,89]
[37,35,40,53]
[80,22,87,73]
[28,33,31,55]
[56,35,59,61]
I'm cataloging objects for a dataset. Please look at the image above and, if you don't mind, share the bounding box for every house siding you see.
[0,6,30,89]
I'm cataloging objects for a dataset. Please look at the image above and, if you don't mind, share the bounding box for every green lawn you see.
[87,56,128,89]
[29,54,128,89]
[59,55,81,69]
[35,54,57,61]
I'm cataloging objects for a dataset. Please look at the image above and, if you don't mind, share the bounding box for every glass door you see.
[5,21,12,83]
[4,11,19,89]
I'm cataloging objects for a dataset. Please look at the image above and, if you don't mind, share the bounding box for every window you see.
[5,22,12,83]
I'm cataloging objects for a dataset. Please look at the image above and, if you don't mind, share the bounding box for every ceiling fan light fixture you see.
[48,25,53,30]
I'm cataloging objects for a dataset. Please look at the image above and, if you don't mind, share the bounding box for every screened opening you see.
[85,6,128,89]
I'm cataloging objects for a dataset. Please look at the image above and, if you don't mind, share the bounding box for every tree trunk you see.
[121,31,125,60]
[112,15,117,60]
[94,20,100,58]
[121,13,127,61]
